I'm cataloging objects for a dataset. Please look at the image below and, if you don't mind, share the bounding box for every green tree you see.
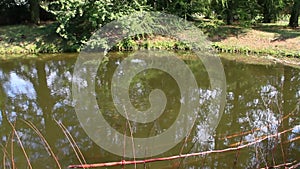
[214,0,259,25]
[48,0,148,43]
[165,0,226,20]
[257,0,284,23]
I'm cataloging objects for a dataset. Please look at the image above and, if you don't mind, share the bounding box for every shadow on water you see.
[0,52,299,168]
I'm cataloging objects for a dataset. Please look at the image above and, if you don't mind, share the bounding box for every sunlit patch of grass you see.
[0,23,77,54]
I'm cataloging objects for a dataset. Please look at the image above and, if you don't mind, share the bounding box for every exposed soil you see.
[212,25,300,55]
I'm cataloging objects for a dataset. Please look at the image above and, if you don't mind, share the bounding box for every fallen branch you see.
[69,127,294,168]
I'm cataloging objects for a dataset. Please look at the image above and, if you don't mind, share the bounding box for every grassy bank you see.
[0,23,78,54]
[0,22,299,58]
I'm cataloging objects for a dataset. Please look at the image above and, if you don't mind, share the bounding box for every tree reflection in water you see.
[0,53,299,168]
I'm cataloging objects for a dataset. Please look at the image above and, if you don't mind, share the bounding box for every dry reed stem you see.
[229,127,294,147]
[2,131,14,169]
[1,144,10,169]
[260,160,297,169]
[8,120,32,169]
[284,136,300,143]
[57,120,87,164]
[54,120,87,168]
[21,119,62,169]
[10,127,15,169]
[289,162,300,169]
[176,117,198,169]
[123,106,136,169]
[3,151,6,169]
[233,129,244,168]
[68,126,295,168]
[219,106,297,141]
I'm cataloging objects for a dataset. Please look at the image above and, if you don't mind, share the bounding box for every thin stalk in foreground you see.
[1,144,10,169]
[123,106,136,169]
[54,120,87,168]
[8,120,32,169]
[59,121,87,164]
[21,119,62,169]
[10,127,15,169]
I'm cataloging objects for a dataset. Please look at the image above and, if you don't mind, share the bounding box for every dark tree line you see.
[0,0,299,39]
[0,0,54,25]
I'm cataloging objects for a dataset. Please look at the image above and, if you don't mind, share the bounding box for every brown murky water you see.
[0,52,299,168]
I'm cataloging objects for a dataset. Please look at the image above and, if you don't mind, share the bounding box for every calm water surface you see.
[0,52,299,168]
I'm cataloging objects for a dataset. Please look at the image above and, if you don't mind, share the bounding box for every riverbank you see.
[0,22,299,58]
[210,24,300,58]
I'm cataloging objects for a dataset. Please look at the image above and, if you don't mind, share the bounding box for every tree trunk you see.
[29,0,40,24]
[289,0,300,27]
[262,4,272,23]
[226,0,234,25]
